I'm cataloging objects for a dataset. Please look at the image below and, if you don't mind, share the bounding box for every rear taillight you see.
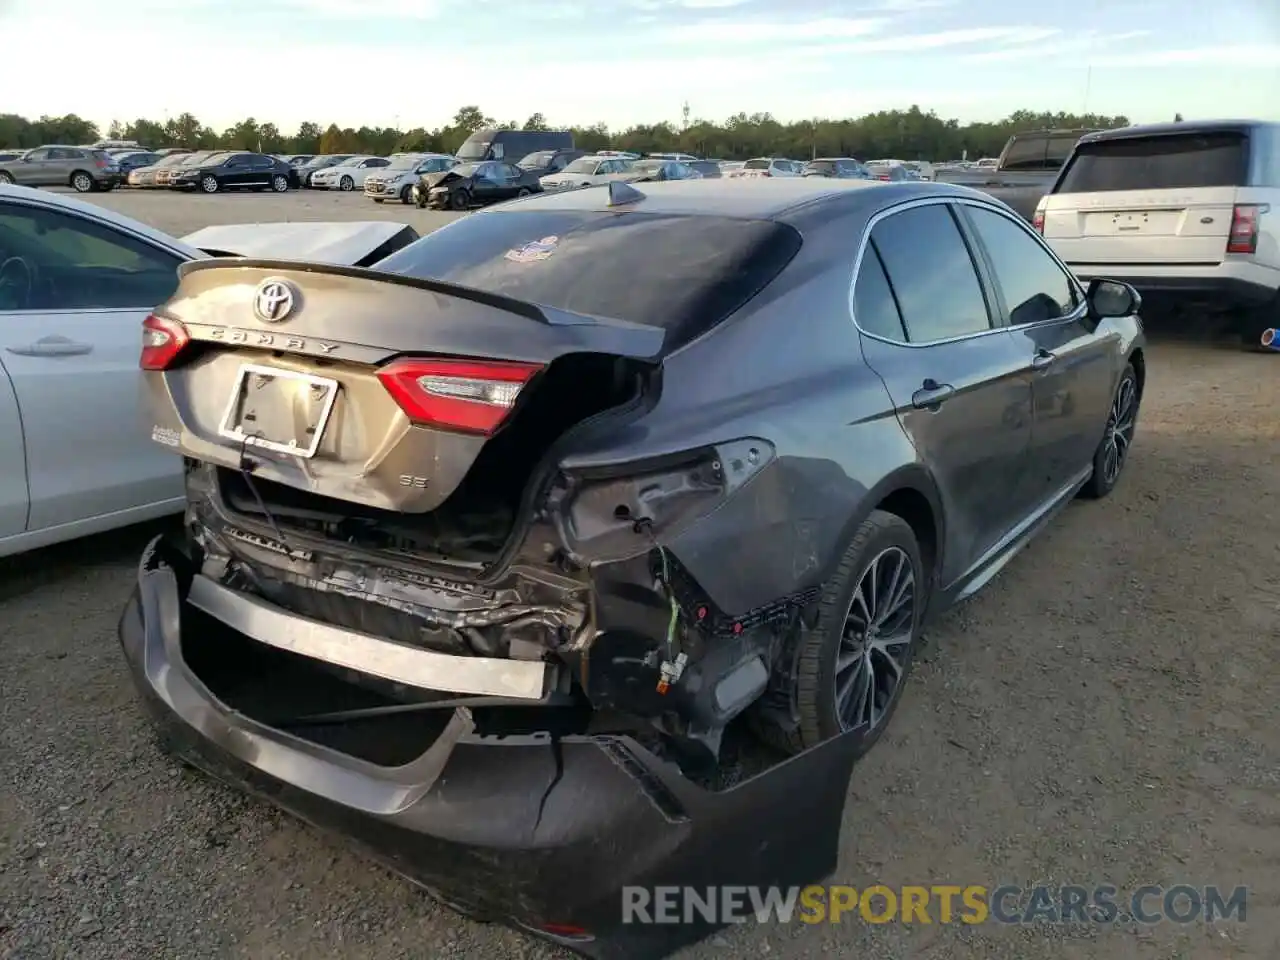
[1226,204,1267,255]
[1031,210,1045,234]
[139,314,190,370]
[377,357,543,436]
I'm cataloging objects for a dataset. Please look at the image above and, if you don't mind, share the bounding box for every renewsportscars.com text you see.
[621,884,1248,926]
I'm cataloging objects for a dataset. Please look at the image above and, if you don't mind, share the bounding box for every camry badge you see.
[254,278,297,323]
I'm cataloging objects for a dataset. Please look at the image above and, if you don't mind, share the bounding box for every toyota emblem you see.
[254,279,297,323]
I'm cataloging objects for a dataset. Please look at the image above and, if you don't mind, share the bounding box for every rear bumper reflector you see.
[187,576,550,700]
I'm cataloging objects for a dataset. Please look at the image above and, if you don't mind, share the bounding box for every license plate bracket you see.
[217,363,339,459]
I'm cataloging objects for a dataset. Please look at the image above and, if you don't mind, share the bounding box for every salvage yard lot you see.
[1,189,1278,960]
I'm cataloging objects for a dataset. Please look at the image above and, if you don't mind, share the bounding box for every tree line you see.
[0,105,1131,162]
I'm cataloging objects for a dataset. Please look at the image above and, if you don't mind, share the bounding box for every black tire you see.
[200,175,220,194]
[516,187,532,197]
[70,171,95,193]
[339,175,354,192]
[399,185,413,204]
[271,174,289,192]
[759,510,926,756]
[1079,363,1139,499]
[449,188,470,211]
[0,172,13,185]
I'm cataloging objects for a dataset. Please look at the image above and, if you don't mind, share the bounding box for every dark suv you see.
[0,146,121,192]
[169,152,295,194]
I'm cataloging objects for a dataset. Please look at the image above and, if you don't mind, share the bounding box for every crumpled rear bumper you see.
[117,533,860,959]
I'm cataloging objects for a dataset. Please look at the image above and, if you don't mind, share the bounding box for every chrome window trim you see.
[847,194,1089,349]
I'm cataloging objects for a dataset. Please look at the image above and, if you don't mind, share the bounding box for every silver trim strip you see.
[187,576,551,700]
[847,194,1090,349]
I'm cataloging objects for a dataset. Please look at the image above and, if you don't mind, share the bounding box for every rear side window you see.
[853,246,907,341]
[1058,133,1248,193]
[869,204,991,343]
[375,210,802,347]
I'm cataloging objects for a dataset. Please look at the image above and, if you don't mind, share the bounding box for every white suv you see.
[1034,121,1279,347]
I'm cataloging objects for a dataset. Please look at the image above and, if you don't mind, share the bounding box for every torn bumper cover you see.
[118,534,860,959]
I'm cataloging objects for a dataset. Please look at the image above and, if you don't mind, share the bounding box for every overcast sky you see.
[1,0,1277,133]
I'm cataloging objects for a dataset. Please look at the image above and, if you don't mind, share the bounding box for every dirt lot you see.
[1,189,1278,960]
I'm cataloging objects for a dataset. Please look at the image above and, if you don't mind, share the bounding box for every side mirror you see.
[1086,278,1141,319]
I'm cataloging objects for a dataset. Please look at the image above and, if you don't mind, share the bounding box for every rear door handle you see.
[6,336,93,357]
[911,378,955,410]
[1031,350,1056,371]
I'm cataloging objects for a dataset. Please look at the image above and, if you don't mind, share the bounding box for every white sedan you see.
[0,184,418,558]
[540,155,634,191]
[309,156,392,191]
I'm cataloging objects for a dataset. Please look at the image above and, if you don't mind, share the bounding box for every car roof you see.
[1080,119,1279,143]
[0,183,202,258]
[486,177,981,220]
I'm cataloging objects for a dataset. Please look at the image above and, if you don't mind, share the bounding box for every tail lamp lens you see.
[139,314,190,371]
[1226,204,1266,255]
[377,357,543,435]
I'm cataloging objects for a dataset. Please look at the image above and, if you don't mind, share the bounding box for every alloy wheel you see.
[1101,375,1137,485]
[272,175,288,192]
[340,176,353,191]
[72,173,93,192]
[201,176,219,194]
[834,546,915,732]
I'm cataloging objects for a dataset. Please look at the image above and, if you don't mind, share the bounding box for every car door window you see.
[965,206,1078,326]
[853,245,908,342]
[501,163,520,178]
[0,203,182,311]
[369,158,389,168]
[25,149,50,161]
[869,204,992,343]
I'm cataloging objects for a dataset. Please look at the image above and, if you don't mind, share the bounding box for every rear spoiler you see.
[171,258,669,360]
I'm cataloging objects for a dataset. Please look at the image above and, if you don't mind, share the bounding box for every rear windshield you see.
[1058,132,1248,193]
[744,159,771,169]
[375,210,802,347]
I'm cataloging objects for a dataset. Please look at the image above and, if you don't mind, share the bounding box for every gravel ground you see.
[1,189,1278,960]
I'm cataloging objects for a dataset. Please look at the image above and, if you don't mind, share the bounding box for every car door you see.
[12,148,54,186]
[470,163,502,201]
[49,149,82,185]
[957,201,1119,506]
[854,200,1035,585]
[247,154,275,186]
[0,358,27,538]
[221,154,252,186]
[0,197,185,532]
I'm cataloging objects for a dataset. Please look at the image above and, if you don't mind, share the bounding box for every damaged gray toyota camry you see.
[118,177,1145,957]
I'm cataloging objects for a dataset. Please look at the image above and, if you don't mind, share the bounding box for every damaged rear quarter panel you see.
[557,227,921,617]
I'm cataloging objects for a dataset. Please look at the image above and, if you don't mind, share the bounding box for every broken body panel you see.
[144,259,851,766]
[119,535,862,959]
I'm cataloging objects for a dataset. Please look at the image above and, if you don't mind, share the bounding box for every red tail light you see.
[1031,210,1045,234]
[377,357,543,436]
[1226,204,1266,255]
[140,314,190,370]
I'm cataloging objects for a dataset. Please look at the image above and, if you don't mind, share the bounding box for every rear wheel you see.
[1080,363,1139,499]
[70,171,94,193]
[761,511,926,756]
[339,175,354,191]
[516,187,532,197]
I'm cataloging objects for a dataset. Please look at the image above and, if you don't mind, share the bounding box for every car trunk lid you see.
[144,260,664,516]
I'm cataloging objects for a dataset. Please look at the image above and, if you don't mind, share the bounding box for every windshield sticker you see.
[505,236,560,263]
